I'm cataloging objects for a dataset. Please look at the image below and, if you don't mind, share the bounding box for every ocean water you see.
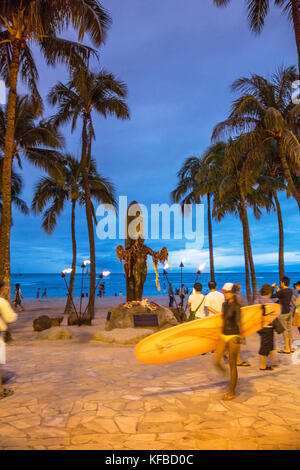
[10,272,300,299]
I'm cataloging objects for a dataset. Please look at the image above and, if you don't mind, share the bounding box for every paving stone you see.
[123,440,166,450]
[115,416,138,434]
[138,421,184,433]
[3,299,300,450]
[142,411,184,423]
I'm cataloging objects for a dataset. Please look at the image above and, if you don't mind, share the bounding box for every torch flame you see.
[198,262,206,272]
[62,268,72,274]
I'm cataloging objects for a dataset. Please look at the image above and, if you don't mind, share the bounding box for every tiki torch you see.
[61,268,78,318]
[80,260,90,313]
[194,263,206,285]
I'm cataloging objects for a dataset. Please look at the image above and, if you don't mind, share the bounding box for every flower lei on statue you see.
[121,299,160,311]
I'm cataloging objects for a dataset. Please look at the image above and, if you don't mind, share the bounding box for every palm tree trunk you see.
[0,40,22,301]
[239,206,252,303]
[278,141,300,209]
[64,199,77,315]
[81,116,96,320]
[292,0,300,76]
[273,190,285,281]
[239,187,258,301]
[207,193,215,282]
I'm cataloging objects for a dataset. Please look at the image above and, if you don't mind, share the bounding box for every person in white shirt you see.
[204,281,224,316]
[188,283,205,320]
[0,280,18,399]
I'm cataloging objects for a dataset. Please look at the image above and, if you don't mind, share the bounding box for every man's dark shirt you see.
[272,288,293,314]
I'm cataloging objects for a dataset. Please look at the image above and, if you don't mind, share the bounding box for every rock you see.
[67,313,91,326]
[41,328,72,340]
[105,301,178,331]
[33,315,52,332]
[51,316,63,327]
[93,328,154,345]
[33,315,64,332]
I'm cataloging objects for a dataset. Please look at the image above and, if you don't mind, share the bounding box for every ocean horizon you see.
[10,272,300,299]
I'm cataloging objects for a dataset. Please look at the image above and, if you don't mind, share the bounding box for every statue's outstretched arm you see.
[116,245,126,262]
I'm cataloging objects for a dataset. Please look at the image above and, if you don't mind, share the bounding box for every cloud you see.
[166,248,300,271]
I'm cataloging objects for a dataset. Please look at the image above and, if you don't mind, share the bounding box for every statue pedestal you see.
[105,300,178,331]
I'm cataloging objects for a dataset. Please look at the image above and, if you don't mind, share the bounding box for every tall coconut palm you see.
[257,140,287,279]
[212,66,300,209]
[32,154,116,316]
[207,139,272,301]
[213,1,300,73]
[171,143,226,282]
[48,67,130,319]
[0,0,111,299]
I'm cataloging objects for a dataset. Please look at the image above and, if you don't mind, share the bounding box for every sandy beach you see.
[0,296,299,450]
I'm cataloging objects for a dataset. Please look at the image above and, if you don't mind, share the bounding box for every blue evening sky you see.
[10,0,300,274]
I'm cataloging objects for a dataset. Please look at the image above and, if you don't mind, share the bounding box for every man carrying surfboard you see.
[214,283,241,401]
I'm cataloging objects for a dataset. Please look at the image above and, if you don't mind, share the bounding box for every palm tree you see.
[213,1,300,73]
[207,139,271,301]
[0,0,111,299]
[48,67,130,318]
[32,154,116,317]
[0,95,63,172]
[212,66,300,209]
[257,140,287,279]
[0,156,29,219]
[171,143,226,282]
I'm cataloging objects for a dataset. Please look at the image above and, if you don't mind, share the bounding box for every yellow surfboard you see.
[134,303,281,364]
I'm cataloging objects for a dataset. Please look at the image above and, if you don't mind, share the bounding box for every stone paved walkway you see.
[1,297,300,450]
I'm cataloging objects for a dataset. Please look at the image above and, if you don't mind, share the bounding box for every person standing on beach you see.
[204,281,224,316]
[233,282,246,307]
[187,283,205,320]
[163,283,166,296]
[13,284,25,312]
[36,288,40,299]
[214,283,241,401]
[0,280,18,399]
[293,282,300,334]
[272,277,294,354]
[179,284,185,307]
[257,284,279,370]
[42,288,47,299]
[168,283,174,307]
[233,282,250,367]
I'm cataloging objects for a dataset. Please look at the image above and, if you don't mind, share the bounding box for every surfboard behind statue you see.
[134,303,281,365]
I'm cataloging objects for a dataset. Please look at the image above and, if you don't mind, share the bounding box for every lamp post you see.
[180,259,185,286]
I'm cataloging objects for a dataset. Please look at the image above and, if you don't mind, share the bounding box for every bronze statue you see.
[116,201,168,301]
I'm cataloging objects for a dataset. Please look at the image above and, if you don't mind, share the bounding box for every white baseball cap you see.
[220,282,234,293]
